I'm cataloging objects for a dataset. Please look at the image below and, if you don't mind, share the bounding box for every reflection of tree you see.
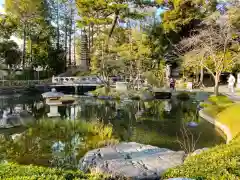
[0,119,117,168]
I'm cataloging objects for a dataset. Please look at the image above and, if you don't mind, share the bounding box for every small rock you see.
[191,148,209,156]
[167,178,193,180]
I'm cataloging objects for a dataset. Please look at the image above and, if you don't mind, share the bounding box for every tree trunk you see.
[91,24,94,49]
[64,20,68,70]
[108,11,119,39]
[214,74,220,95]
[73,23,76,66]
[56,0,60,51]
[68,4,73,66]
[22,24,27,68]
[105,11,119,51]
[199,66,204,87]
[30,38,33,63]
[88,24,91,51]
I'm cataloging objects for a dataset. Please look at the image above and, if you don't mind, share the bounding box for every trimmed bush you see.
[217,104,240,138]
[203,95,233,117]
[163,136,240,180]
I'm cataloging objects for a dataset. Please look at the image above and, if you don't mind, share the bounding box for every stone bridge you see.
[51,76,103,85]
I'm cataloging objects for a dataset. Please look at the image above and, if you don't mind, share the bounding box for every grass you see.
[201,95,240,138]
[163,135,240,180]
[201,95,234,117]
[217,104,240,138]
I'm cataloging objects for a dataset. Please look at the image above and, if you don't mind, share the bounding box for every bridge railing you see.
[52,76,103,85]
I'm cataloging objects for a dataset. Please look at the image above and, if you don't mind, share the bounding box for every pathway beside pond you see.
[177,85,240,101]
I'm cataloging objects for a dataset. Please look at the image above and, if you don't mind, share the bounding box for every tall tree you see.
[0,40,21,69]
[0,15,17,40]
[156,0,217,34]
[76,0,149,49]
[5,0,44,68]
[179,12,240,95]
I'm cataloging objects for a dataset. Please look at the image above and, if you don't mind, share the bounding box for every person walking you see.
[228,74,236,93]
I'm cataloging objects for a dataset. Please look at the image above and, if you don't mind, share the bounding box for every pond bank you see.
[199,109,232,143]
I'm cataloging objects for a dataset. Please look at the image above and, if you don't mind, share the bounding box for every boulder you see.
[79,142,185,179]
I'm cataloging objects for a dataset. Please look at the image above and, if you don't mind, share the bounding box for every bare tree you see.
[179,12,240,95]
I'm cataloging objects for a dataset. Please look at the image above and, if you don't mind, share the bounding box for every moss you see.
[163,136,240,180]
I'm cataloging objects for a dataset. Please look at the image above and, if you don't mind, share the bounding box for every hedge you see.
[217,104,240,138]
[163,134,240,179]
[0,163,106,180]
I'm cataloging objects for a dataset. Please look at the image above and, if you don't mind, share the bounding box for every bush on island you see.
[176,92,190,101]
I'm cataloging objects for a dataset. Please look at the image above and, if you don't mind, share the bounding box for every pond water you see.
[0,92,225,168]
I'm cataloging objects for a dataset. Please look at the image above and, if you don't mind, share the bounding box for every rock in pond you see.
[191,148,209,156]
[79,142,185,179]
[167,178,194,180]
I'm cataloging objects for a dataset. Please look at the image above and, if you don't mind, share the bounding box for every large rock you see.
[79,142,185,179]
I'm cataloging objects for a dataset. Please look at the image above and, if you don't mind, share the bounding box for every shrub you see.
[0,163,106,180]
[176,92,190,101]
[217,104,240,138]
[163,136,240,180]
[203,95,233,117]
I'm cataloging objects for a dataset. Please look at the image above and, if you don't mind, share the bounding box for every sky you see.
[0,0,3,14]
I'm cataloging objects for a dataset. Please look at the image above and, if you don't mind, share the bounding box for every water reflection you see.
[0,93,225,168]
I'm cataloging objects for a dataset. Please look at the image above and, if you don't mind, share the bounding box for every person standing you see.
[228,74,236,93]
[169,77,176,91]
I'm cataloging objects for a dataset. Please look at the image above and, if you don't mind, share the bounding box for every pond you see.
[0,92,225,168]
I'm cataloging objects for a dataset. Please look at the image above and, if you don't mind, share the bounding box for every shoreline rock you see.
[79,142,185,179]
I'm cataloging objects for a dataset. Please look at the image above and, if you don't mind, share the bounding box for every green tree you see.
[179,12,240,95]
[76,0,149,50]
[156,0,217,33]
[5,0,44,68]
[0,40,21,68]
[0,15,17,40]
